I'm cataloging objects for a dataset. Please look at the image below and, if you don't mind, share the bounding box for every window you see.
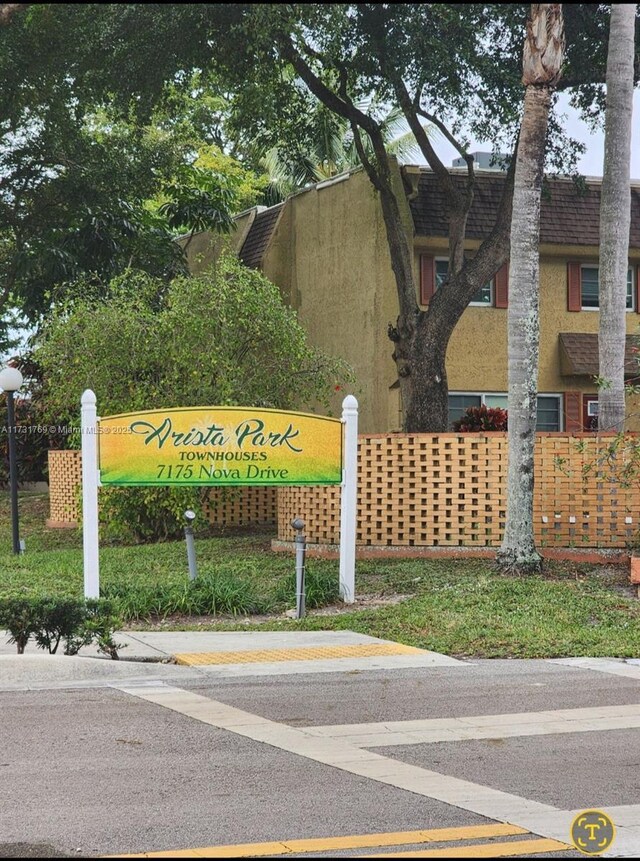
[567,263,638,311]
[436,259,493,305]
[448,394,481,426]
[581,265,634,310]
[448,393,562,431]
[537,395,561,431]
[421,255,508,307]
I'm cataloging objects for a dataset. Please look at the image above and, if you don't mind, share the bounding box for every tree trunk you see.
[497,4,564,574]
[598,4,636,433]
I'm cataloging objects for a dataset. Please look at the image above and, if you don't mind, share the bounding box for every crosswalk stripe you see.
[107,823,530,857]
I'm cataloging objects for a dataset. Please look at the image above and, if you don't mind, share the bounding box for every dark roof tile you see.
[239,204,284,269]
[559,332,640,376]
[410,172,640,248]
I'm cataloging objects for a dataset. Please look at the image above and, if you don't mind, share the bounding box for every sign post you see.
[81,389,100,599]
[339,395,358,603]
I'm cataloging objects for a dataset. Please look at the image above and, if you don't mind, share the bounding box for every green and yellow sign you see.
[98,407,343,487]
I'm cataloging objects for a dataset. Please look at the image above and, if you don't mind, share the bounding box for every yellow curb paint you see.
[174,643,425,666]
[105,824,529,858]
[366,837,571,858]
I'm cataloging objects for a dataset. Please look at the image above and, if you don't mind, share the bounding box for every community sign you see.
[98,407,343,486]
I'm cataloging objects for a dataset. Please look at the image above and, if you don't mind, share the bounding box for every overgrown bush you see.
[99,486,207,543]
[452,405,508,432]
[0,595,124,658]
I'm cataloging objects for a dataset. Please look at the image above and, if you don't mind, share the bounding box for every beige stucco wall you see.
[182,210,255,274]
[262,170,401,433]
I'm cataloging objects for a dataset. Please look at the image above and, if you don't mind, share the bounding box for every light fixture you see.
[0,365,24,554]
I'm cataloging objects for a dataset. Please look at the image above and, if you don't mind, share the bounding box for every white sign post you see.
[81,389,100,598]
[339,395,358,603]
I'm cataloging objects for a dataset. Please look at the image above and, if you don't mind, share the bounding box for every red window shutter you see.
[564,391,582,432]
[420,255,435,304]
[567,262,582,312]
[494,262,509,308]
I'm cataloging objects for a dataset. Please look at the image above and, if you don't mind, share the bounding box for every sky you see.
[431,90,640,180]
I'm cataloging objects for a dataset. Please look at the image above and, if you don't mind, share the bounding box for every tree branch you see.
[0,3,28,26]
[280,35,378,135]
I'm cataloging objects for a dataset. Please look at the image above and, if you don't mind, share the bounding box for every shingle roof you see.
[559,332,640,377]
[409,171,640,248]
[238,204,284,269]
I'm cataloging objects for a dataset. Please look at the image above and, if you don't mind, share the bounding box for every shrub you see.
[99,486,206,543]
[0,595,124,658]
[452,405,508,432]
[0,596,41,654]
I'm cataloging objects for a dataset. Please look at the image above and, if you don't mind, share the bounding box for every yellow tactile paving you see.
[367,837,571,857]
[107,823,530,857]
[174,642,426,666]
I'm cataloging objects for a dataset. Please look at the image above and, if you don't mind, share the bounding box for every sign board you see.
[98,407,343,486]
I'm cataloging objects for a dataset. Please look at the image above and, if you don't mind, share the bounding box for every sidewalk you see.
[0,629,463,690]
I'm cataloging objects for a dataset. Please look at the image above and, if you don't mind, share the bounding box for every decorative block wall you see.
[47,450,82,525]
[203,486,277,528]
[49,435,640,547]
[278,433,640,549]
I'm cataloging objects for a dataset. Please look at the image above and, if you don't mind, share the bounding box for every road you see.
[1,632,639,857]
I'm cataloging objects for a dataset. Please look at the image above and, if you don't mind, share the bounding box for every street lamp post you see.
[0,366,24,554]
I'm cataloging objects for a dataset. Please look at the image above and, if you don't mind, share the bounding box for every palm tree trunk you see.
[497,4,564,574]
[598,4,636,433]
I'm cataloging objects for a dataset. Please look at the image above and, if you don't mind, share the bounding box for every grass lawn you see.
[1,491,640,658]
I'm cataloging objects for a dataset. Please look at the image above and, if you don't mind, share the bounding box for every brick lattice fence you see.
[48,435,640,548]
[277,433,640,549]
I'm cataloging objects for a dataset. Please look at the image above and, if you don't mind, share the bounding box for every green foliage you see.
[0,594,123,657]
[35,254,350,421]
[101,572,267,622]
[0,596,39,653]
[98,486,207,544]
[272,563,340,609]
[34,254,350,540]
[452,405,508,432]
[157,164,238,236]
[0,397,67,486]
[0,11,263,334]
[31,596,88,654]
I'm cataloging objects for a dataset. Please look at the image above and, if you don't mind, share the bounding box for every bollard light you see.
[0,365,24,554]
[291,517,306,619]
[183,509,198,580]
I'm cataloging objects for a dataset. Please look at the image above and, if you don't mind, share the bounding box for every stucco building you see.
[186,160,640,434]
